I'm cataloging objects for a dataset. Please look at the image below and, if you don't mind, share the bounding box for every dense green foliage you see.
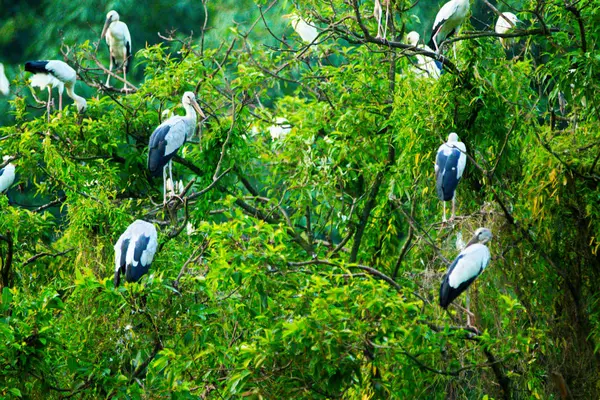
[1,0,600,398]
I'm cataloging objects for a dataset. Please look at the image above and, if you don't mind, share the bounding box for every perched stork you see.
[25,60,87,121]
[495,12,520,49]
[406,31,442,79]
[429,0,470,55]
[284,13,319,45]
[268,117,292,140]
[373,0,390,40]
[0,156,15,194]
[148,91,206,204]
[101,10,132,90]
[435,132,467,222]
[440,227,492,310]
[114,220,158,287]
[0,63,9,96]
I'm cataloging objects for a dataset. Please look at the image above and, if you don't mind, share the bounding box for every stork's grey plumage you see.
[114,220,158,287]
[24,60,87,120]
[440,228,492,308]
[435,132,466,221]
[101,10,133,89]
[147,91,206,203]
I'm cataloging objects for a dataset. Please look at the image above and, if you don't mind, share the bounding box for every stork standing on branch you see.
[495,12,520,49]
[435,132,467,222]
[440,227,493,324]
[429,0,471,56]
[283,13,319,45]
[0,63,9,96]
[101,10,132,91]
[114,220,158,287]
[406,31,442,79]
[0,156,15,194]
[24,60,87,121]
[148,91,206,204]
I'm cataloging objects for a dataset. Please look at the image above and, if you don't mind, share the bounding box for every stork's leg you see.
[169,161,174,194]
[383,2,389,41]
[162,165,167,205]
[58,91,63,112]
[433,34,440,53]
[466,292,471,327]
[451,196,457,221]
[106,58,114,87]
[376,17,382,39]
[453,43,457,60]
[123,65,129,92]
[46,87,52,123]
[442,202,447,223]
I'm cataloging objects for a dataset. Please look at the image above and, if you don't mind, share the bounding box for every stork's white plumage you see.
[440,227,492,309]
[268,117,292,140]
[407,31,442,79]
[0,63,9,96]
[148,91,206,204]
[285,13,319,45]
[435,132,467,222]
[0,156,15,194]
[114,220,158,287]
[101,10,132,90]
[495,12,520,49]
[429,0,471,54]
[25,60,87,121]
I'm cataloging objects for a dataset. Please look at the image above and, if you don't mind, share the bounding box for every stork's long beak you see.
[101,17,112,39]
[192,99,206,119]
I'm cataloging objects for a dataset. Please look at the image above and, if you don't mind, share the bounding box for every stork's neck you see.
[65,83,86,112]
[183,103,198,138]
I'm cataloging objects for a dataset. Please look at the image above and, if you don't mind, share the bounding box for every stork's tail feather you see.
[25,61,49,74]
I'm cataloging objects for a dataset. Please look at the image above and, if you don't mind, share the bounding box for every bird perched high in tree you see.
[0,156,15,194]
[0,63,9,96]
[114,220,158,287]
[435,132,467,222]
[439,227,493,309]
[284,13,319,45]
[148,91,206,204]
[495,12,520,49]
[406,31,442,79]
[24,60,87,121]
[101,10,132,91]
[429,0,471,55]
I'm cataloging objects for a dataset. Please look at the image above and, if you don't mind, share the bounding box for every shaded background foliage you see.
[1,0,600,398]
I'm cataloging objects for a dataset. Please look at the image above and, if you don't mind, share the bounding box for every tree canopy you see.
[1,0,600,398]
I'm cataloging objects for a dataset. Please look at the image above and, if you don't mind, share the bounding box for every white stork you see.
[148,91,206,204]
[114,220,158,287]
[435,132,467,222]
[268,117,292,140]
[101,10,132,90]
[284,13,319,45]
[0,63,9,96]
[495,12,520,49]
[429,0,471,55]
[24,60,87,121]
[406,31,442,79]
[0,156,15,194]
[440,227,492,311]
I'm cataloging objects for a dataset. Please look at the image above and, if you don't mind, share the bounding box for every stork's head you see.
[182,91,206,119]
[2,155,11,163]
[406,31,420,47]
[471,227,493,245]
[76,97,87,113]
[447,132,459,142]
[102,10,120,39]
